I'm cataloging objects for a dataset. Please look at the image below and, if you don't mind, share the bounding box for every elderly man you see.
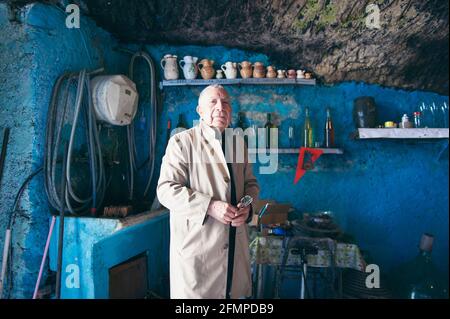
[157,84,260,299]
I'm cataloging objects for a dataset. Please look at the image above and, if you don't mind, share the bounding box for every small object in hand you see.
[239,195,253,208]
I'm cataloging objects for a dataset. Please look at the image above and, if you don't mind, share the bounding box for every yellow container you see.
[384,121,396,128]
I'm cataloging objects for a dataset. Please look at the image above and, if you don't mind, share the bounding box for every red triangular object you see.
[294,147,324,184]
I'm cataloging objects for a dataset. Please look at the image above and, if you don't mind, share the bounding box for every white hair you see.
[198,84,229,104]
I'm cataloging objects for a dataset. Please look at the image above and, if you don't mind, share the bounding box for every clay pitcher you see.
[287,69,296,79]
[266,66,277,78]
[160,54,179,80]
[296,70,305,79]
[198,59,216,79]
[179,56,199,80]
[238,61,253,79]
[221,61,238,79]
[277,70,286,78]
[253,62,266,78]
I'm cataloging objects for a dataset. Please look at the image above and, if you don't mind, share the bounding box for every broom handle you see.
[33,216,56,299]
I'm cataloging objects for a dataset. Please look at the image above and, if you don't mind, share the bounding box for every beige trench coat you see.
[157,119,260,299]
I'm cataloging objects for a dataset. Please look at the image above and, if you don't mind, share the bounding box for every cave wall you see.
[82,0,449,95]
[130,42,449,295]
[0,2,130,298]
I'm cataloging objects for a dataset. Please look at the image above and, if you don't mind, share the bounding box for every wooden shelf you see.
[357,128,449,139]
[248,148,343,154]
[159,78,316,89]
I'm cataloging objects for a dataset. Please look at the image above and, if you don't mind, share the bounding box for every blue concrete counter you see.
[48,210,169,299]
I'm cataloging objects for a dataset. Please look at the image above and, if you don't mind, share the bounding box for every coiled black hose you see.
[127,51,158,200]
[44,69,105,214]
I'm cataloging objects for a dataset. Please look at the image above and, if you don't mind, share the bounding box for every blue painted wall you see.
[130,44,449,292]
[0,2,130,298]
[1,2,448,299]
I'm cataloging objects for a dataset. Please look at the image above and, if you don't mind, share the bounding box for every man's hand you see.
[231,203,251,227]
[207,200,238,225]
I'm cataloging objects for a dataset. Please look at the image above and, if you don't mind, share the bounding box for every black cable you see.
[0,128,10,190]
[8,167,43,229]
[55,144,68,298]
[5,166,43,298]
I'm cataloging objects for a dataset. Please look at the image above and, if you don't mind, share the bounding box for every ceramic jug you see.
[221,61,238,79]
[277,70,286,79]
[160,54,179,80]
[198,59,216,80]
[266,66,277,78]
[296,70,305,79]
[253,62,265,78]
[239,61,253,79]
[216,70,224,79]
[179,56,198,80]
[287,69,296,79]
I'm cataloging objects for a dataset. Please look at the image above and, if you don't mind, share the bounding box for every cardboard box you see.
[249,199,291,226]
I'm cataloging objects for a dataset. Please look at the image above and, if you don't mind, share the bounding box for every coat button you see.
[223,243,229,250]
[224,176,230,183]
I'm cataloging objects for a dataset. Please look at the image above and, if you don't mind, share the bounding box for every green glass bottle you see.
[324,107,335,148]
[176,114,187,129]
[303,107,314,147]
[264,113,277,149]
[236,112,249,146]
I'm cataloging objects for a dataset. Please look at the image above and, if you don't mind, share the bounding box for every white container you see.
[160,54,179,80]
[179,56,198,80]
[91,75,139,126]
[221,62,238,79]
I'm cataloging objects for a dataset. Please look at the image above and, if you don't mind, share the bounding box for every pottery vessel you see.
[266,66,277,78]
[160,54,179,80]
[221,61,238,79]
[239,61,253,78]
[253,62,266,78]
[179,55,198,80]
[198,59,216,79]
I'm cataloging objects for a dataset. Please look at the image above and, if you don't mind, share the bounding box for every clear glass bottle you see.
[288,123,295,148]
[407,234,446,299]
[413,111,422,128]
[442,102,449,128]
[392,233,448,299]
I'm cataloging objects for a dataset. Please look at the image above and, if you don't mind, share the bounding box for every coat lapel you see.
[199,120,230,178]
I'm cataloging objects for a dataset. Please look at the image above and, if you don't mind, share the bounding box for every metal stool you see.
[274,236,339,299]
